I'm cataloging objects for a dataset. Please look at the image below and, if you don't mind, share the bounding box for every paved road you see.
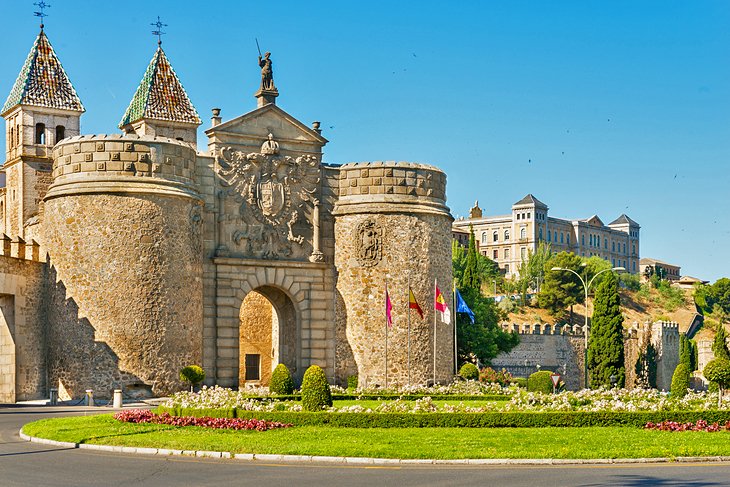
[2,406,730,487]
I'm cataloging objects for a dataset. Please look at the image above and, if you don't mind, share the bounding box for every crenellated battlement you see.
[500,322,587,336]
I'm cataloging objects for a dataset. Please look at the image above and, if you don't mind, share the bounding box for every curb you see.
[18,429,730,466]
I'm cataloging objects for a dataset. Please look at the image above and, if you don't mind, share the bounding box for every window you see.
[632,244,636,255]
[560,233,564,244]
[589,235,593,246]
[520,228,526,239]
[493,249,498,259]
[553,231,557,242]
[504,264,510,274]
[604,238,608,249]
[547,231,551,242]
[612,258,615,266]
[55,125,65,143]
[481,232,487,245]
[9,127,14,148]
[35,123,46,144]
[567,234,570,244]
[492,231,498,242]
[539,228,543,240]
[527,213,531,219]
[244,354,261,381]
[623,243,626,253]
[633,262,636,272]
[516,214,521,220]
[581,235,585,245]
[520,247,527,260]
[504,230,510,241]
[505,248,510,259]
[612,241,615,252]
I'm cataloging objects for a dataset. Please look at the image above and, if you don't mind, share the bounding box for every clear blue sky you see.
[1,1,729,281]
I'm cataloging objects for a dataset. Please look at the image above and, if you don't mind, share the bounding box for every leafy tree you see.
[179,365,206,392]
[453,231,499,294]
[712,325,730,361]
[456,286,519,365]
[704,359,730,407]
[516,242,552,302]
[679,335,698,372]
[538,252,584,317]
[582,256,612,289]
[462,226,481,291]
[670,363,691,398]
[587,271,625,388]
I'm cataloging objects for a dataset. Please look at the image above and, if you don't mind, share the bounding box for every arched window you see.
[604,238,608,249]
[492,231,498,242]
[539,227,543,240]
[504,230,510,241]
[567,234,570,244]
[55,125,65,143]
[547,231,551,242]
[560,233,564,244]
[35,123,45,145]
[504,264,510,274]
[612,241,615,251]
[520,228,526,239]
[481,232,487,244]
[504,248,510,259]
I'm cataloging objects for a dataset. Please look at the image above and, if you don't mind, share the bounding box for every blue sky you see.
[1,1,729,281]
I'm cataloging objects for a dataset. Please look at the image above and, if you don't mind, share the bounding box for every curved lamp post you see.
[550,265,625,388]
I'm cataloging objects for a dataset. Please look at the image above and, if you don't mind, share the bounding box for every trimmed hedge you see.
[155,406,730,429]
[527,370,554,394]
[202,393,511,402]
[459,363,479,381]
[270,364,295,395]
[670,363,690,398]
[301,365,332,411]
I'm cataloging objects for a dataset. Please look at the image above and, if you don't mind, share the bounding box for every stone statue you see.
[261,133,279,155]
[258,52,276,91]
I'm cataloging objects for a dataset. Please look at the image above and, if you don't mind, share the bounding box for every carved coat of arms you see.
[218,134,320,259]
[356,220,383,267]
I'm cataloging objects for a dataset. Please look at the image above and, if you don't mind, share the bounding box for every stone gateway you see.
[0,27,454,401]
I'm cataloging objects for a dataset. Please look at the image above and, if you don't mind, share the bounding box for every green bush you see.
[269,364,295,395]
[347,375,358,390]
[527,370,554,393]
[512,378,528,388]
[478,367,513,386]
[301,365,332,411]
[459,363,479,381]
[670,363,691,398]
[179,365,205,390]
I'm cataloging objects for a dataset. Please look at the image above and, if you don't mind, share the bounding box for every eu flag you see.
[455,289,475,324]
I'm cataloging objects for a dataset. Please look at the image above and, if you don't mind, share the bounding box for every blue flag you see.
[455,289,475,324]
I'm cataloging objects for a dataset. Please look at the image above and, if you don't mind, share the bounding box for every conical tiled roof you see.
[2,29,84,115]
[119,47,201,128]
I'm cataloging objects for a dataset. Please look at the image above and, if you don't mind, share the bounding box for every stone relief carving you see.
[218,135,320,259]
[189,203,203,255]
[356,219,383,267]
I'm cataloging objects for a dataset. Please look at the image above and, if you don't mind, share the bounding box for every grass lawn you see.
[22,414,730,459]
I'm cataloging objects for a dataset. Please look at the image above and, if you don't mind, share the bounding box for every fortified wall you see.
[492,320,680,390]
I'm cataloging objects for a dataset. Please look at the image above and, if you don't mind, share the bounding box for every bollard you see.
[113,389,123,408]
[49,388,58,406]
[85,389,94,407]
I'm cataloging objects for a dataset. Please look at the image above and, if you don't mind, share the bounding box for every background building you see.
[453,194,640,277]
[639,258,681,282]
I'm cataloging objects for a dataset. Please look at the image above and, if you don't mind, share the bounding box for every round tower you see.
[42,134,203,398]
[333,161,453,387]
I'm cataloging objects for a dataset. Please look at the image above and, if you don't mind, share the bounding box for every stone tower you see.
[1,27,84,242]
[41,42,204,398]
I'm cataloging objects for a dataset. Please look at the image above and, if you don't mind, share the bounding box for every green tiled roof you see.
[119,47,201,128]
[2,29,84,115]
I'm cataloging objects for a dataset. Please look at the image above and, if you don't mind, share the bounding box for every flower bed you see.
[645,420,730,432]
[114,409,291,431]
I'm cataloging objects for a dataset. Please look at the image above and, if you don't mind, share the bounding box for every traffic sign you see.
[550,373,561,387]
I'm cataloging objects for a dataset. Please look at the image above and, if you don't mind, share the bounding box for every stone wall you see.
[42,135,203,398]
[333,162,453,387]
[239,291,274,387]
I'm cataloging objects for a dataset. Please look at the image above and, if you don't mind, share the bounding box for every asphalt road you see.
[2,406,730,487]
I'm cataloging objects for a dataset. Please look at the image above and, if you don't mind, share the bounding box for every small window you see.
[633,262,636,272]
[10,127,14,148]
[520,228,526,239]
[567,234,570,244]
[492,231,498,242]
[527,213,531,219]
[560,233,564,244]
[581,235,585,245]
[612,242,615,251]
[244,354,261,381]
[481,232,487,244]
[604,238,608,249]
[55,125,65,143]
[521,247,527,260]
[493,249,498,259]
[516,214,521,220]
[623,243,626,253]
[505,248,510,259]
[504,230,510,241]
[539,227,543,240]
[35,123,46,144]
[553,231,557,242]
[504,264,510,274]
[547,231,551,242]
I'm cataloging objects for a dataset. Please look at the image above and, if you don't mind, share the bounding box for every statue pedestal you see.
[255,88,279,108]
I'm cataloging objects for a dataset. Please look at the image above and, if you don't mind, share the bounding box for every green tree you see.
[462,226,481,291]
[712,325,730,361]
[634,343,657,389]
[670,362,691,398]
[587,271,625,388]
[453,232,499,294]
[704,359,730,407]
[517,242,552,302]
[538,252,584,317]
[582,256,612,289]
[679,334,692,368]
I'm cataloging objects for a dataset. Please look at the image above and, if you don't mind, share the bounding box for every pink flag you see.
[386,287,393,327]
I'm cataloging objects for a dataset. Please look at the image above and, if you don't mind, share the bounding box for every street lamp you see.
[550,265,625,388]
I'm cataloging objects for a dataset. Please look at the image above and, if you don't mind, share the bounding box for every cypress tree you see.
[462,226,480,292]
[712,325,730,361]
[587,271,625,388]
[679,334,692,368]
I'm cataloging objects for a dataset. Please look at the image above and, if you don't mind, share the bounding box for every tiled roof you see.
[513,193,548,209]
[2,29,84,115]
[608,214,639,226]
[119,47,200,128]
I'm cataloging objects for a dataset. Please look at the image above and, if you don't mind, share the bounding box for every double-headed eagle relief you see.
[218,134,321,259]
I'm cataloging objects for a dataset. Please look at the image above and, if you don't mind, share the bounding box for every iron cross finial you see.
[151,16,168,46]
[33,1,51,29]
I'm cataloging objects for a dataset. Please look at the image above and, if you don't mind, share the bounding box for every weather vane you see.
[151,16,168,46]
[33,1,51,29]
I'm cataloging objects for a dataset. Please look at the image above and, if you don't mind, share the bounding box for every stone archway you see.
[238,285,298,388]
[0,294,15,403]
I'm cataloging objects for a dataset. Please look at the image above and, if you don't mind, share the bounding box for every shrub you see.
[670,363,691,398]
[512,377,528,388]
[459,363,479,381]
[527,370,554,394]
[269,364,295,395]
[301,365,332,411]
[478,366,512,386]
[179,365,205,391]
[347,375,358,391]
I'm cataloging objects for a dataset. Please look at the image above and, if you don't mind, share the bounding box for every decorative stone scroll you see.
[356,219,382,267]
[217,135,321,259]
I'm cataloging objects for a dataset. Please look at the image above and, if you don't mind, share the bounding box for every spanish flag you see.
[434,285,451,324]
[409,288,424,319]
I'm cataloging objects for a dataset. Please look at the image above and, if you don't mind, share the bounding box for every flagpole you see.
[385,278,389,389]
[453,279,458,376]
[433,278,437,386]
[407,274,411,386]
